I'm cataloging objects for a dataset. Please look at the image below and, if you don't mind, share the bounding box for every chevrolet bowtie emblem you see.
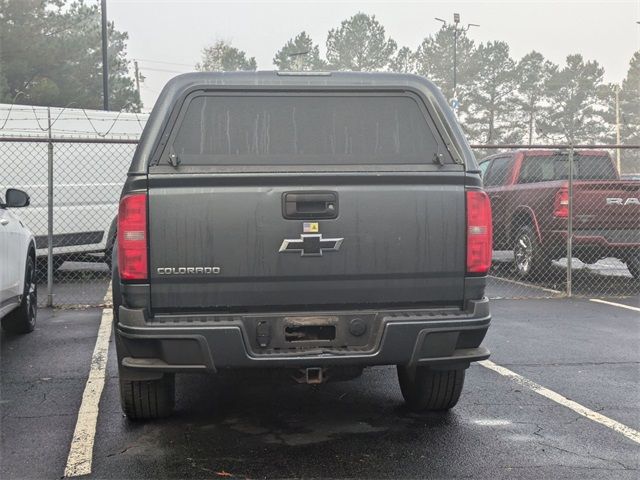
[279,234,344,257]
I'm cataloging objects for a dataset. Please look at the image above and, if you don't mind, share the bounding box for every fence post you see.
[566,144,574,297]
[46,108,54,307]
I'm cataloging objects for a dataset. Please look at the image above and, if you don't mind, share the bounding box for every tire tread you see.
[398,366,465,412]
[1,256,36,334]
[119,375,174,420]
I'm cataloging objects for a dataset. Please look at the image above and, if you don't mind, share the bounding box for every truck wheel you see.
[626,258,640,279]
[2,256,37,334]
[513,226,547,279]
[119,374,175,420]
[397,366,465,412]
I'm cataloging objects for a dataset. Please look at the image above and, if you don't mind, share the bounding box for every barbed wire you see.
[0,92,26,130]
[81,106,130,137]
[0,102,148,136]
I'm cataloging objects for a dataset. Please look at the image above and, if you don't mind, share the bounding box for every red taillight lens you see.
[554,188,569,218]
[466,190,493,274]
[117,193,148,281]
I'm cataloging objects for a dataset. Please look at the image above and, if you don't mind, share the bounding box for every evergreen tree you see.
[389,47,417,74]
[273,32,327,71]
[413,25,476,102]
[617,51,640,172]
[537,54,609,144]
[514,51,557,144]
[0,0,141,111]
[463,41,518,144]
[196,40,257,72]
[326,13,397,71]
[619,51,640,144]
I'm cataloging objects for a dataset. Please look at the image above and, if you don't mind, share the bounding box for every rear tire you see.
[119,374,175,420]
[513,225,548,279]
[397,366,465,412]
[2,255,37,334]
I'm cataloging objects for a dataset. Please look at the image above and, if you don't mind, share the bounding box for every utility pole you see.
[134,60,141,99]
[615,85,621,174]
[101,0,109,110]
[288,51,309,71]
[453,12,459,95]
[435,13,479,112]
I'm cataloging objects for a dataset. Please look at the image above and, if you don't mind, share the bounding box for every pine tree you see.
[273,32,327,71]
[0,0,141,111]
[619,51,640,143]
[196,40,257,72]
[537,54,609,144]
[389,47,417,74]
[326,13,397,71]
[413,25,476,102]
[617,51,640,172]
[513,51,557,144]
[463,41,518,145]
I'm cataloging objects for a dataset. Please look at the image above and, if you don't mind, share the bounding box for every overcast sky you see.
[109,0,640,110]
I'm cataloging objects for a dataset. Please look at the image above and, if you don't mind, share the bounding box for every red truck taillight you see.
[554,188,569,218]
[466,190,493,275]
[117,193,148,281]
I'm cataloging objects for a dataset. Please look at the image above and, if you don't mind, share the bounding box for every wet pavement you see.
[1,295,638,479]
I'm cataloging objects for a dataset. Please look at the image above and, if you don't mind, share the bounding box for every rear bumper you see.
[115,298,491,379]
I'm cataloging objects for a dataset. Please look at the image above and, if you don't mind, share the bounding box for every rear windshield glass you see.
[167,94,446,165]
[518,154,617,182]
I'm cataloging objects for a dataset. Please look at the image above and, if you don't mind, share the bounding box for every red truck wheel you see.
[513,226,548,279]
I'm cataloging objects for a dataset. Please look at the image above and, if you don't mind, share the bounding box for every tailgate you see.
[572,181,640,241]
[147,174,466,311]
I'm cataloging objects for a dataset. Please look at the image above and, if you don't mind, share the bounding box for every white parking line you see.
[479,360,640,445]
[64,288,113,477]
[488,275,563,296]
[589,298,640,313]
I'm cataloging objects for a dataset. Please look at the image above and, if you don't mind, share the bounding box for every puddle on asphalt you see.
[220,416,387,446]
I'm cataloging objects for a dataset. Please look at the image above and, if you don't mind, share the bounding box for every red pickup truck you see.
[479,150,640,279]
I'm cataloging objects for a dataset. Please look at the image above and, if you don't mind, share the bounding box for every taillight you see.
[117,193,148,281]
[466,190,493,275]
[554,188,569,218]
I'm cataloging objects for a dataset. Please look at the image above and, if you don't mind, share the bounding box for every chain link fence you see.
[472,144,640,300]
[1,136,638,307]
[1,136,137,307]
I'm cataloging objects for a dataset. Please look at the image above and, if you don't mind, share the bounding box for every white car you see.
[0,189,37,333]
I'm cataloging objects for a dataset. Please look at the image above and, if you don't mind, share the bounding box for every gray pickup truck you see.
[112,72,492,420]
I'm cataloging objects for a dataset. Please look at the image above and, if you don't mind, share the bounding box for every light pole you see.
[435,13,479,106]
[101,0,109,110]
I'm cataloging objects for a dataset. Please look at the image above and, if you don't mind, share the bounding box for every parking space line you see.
[64,287,113,477]
[479,360,640,445]
[589,298,640,313]
[488,275,563,296]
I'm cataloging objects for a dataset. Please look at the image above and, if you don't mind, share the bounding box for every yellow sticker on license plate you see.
[303,222,319,233]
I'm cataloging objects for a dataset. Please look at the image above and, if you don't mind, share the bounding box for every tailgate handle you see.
[283,192,338,219]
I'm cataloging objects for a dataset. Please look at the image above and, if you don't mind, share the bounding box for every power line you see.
[139,66,188,74]
[137,58,194,68]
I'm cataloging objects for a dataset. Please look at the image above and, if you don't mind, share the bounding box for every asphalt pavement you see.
[1,296,638,479]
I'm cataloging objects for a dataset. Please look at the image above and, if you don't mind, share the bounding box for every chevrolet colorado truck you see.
[480,149,640,278]
[112,72,492,420]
